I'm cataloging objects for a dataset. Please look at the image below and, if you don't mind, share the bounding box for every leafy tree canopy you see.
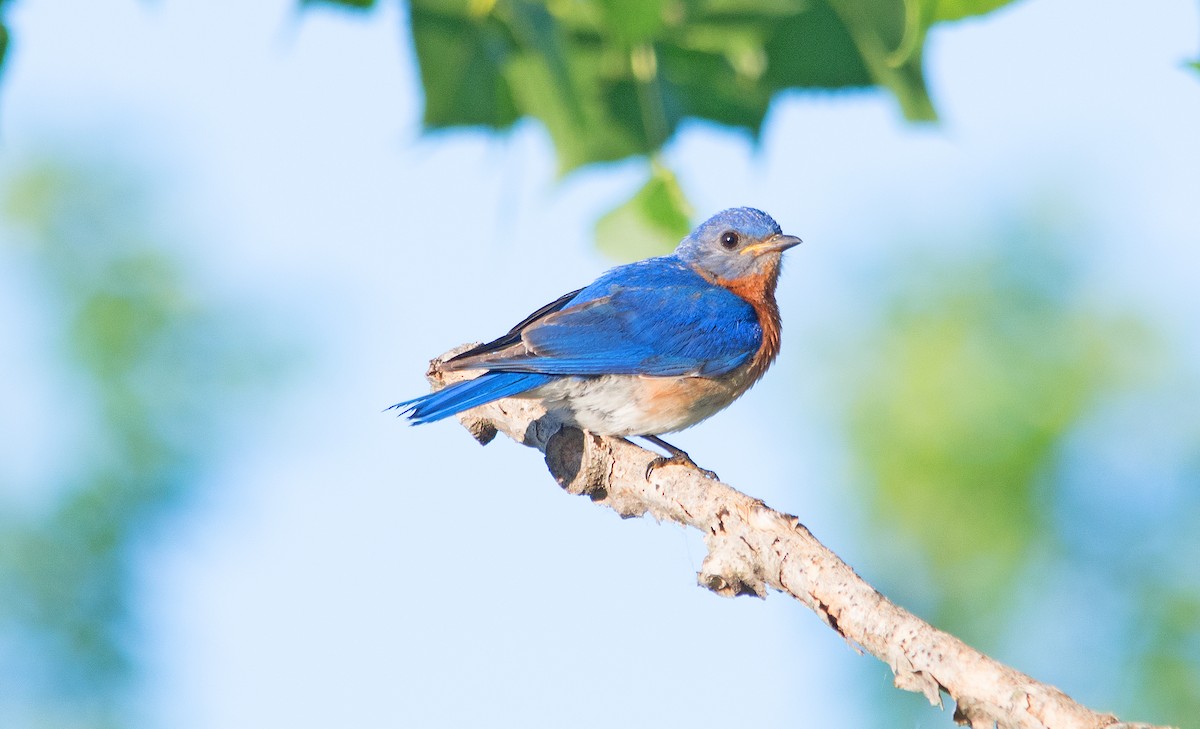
[303,0,1021,252]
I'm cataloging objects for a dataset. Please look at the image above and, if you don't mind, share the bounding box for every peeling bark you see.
[422,348,1173,729]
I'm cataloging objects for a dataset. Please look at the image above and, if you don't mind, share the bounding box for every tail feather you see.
[390,372,551,424]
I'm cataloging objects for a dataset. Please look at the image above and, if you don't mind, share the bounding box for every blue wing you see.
[454,256,762,378]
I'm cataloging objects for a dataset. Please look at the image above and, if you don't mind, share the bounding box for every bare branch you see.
[425,348,1173,729]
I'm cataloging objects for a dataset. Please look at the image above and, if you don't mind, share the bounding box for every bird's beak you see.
[740,233,803,256]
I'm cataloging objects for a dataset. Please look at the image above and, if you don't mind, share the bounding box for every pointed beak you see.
[740,233,803,256]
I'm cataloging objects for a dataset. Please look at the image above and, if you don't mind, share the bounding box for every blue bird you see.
[393,207,801,478]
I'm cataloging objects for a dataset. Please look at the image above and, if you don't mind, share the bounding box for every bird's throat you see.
[698,261,783,381]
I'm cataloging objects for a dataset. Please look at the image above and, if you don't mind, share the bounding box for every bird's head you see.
[675,207,801,282]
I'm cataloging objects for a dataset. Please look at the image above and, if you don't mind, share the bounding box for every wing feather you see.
[451,257,761,378]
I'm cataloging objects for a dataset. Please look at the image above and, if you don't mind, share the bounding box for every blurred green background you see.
[0,1,1197,728]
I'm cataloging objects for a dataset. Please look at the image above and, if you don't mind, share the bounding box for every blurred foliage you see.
[404,0,1003,153]
[0,0,9,80]
[304,0,378,9]
[841,208,1200,728]
[848,226,1142,630]
[1135,585,1200,726]
[304,0,1023,253]
[594,162,691,261]
[0,156,284,726]
[0,4,1191,727]
[2,1,1198,252]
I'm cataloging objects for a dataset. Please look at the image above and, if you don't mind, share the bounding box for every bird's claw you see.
[644,454,719,481]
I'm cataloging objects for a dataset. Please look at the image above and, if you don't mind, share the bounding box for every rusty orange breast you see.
[709,259,783,385]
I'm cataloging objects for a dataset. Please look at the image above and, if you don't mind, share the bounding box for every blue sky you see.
[1,0,1198,727]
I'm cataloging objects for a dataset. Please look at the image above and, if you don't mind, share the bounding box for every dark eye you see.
[720,231,739,249]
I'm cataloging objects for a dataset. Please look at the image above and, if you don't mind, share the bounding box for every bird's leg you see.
[638,435,719,481]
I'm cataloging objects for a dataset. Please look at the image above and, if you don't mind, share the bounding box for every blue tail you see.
[390,372,552,424]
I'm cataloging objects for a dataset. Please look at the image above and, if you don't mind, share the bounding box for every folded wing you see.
[446,257,762,379]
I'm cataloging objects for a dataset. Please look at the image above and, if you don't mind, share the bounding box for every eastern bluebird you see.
[393,207,801,478]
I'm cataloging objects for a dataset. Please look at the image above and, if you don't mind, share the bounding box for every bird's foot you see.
[644,453,718,481]
[636,435,719,481]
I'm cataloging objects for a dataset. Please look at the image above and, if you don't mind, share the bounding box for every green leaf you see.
[655,21,775,136]
[502,1,645,172]
[761,3,873,91]
[410,0,944,172]
[406,0,1044,257]
[596,0,667,43]
[505,50,651,172]
[932,0,1021,23]
[301,0,377,10]
[411,1,520,129]
[408,0,1035,173]
[594,164,691,262]
[824,0,936,121]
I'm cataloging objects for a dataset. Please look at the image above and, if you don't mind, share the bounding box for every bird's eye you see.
[720,231,739,249]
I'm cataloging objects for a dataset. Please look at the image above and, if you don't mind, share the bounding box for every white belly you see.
[523,372,755,437]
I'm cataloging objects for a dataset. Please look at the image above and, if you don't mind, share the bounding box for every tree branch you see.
[426,347,1173,729]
